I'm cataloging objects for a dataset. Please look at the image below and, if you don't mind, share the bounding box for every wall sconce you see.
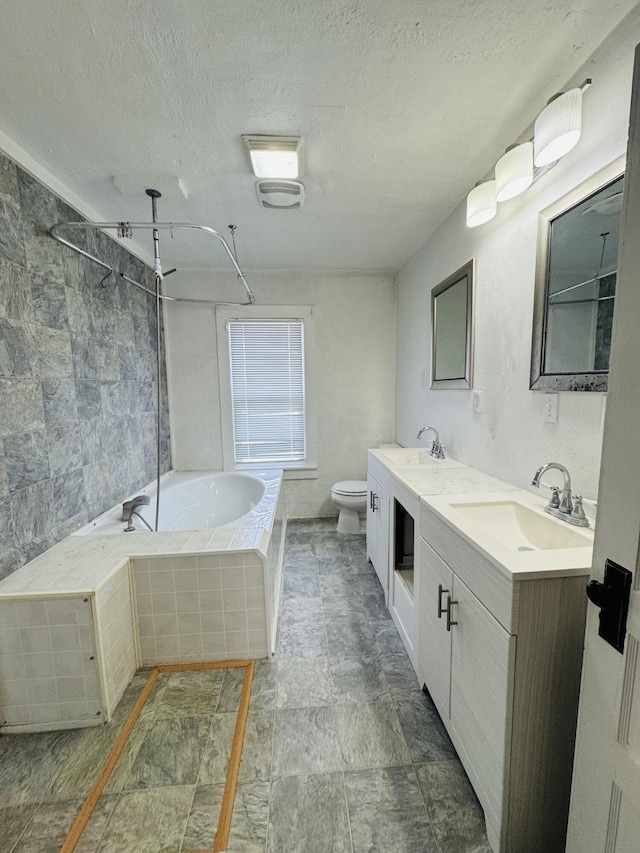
[241,134,303,179]
[534,88,582,167]
[466,180,497,228]
[465,80,590,228]
[495,142,534,202]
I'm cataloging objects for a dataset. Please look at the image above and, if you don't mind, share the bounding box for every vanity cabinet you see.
[418,502,588,853]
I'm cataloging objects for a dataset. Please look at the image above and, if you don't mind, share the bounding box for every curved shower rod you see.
[49,220,255,305]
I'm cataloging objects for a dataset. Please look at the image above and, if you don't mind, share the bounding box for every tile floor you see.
[0,519,491,853]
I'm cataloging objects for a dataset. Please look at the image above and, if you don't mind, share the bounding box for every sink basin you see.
[448,500,592,551]
[381,449,438,465]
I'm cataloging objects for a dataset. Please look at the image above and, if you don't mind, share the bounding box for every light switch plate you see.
[543,393,559,423]
[473,391,483,414]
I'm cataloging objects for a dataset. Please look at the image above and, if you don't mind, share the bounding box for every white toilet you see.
[331,480,368,534]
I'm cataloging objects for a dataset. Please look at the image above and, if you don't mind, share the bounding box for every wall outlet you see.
[473,390,483,414]
[543,393,559,423]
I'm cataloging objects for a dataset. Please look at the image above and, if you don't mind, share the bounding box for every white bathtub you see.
[77,469,281,535]
[0,469,285,732]
[76,468,286,666]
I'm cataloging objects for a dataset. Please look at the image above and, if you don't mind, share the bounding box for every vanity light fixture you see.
[464,80,591,228]
[495,142,534,202]
[466,180,497,228]
[533,88,583,167]
[241,134,303,179]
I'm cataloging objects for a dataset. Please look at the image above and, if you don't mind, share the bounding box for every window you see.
[216,305,317,476]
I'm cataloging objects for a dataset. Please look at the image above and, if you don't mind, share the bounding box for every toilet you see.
[331,480,368,534]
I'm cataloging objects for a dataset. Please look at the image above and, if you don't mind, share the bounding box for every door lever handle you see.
[586,559,632,653]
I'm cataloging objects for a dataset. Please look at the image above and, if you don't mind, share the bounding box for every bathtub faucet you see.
[122,494,151,530]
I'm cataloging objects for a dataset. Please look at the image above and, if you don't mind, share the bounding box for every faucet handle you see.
[547,486,561,510]
[571,495,587,521]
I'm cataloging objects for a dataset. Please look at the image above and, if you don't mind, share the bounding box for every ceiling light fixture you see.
[241,134,303,179]
[495,142,534,202]
[466,180,497,228]
[534,88,583,167]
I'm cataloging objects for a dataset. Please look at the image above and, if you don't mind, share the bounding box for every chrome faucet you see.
[122,495,151,531]
[531,462,589,527]
[416,425,446,459]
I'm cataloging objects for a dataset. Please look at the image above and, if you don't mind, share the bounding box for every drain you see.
[517,545,536,552]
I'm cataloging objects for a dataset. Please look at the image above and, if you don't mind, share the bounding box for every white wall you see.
[395,11,640,502]
[164,269,396,517]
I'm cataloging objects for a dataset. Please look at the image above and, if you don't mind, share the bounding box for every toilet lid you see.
[333,480,367,496]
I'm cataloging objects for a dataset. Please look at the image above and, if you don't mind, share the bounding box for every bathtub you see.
[0,468,285,732]
[76,469,279,535]
[76,468,286,668]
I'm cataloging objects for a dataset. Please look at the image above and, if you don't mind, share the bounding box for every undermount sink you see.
[381,449,439,465]
[448,499,592,551]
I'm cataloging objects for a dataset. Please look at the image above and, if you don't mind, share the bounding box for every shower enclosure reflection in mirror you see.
[530,156,625,392]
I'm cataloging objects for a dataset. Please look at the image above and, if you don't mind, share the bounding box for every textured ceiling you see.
[0,0,638,271]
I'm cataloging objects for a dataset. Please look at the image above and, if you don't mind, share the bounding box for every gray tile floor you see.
[0,519,491,852]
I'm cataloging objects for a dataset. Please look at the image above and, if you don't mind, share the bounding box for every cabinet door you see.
[450,575,515,829]
[417,538,453,719]
[367,474,390,596]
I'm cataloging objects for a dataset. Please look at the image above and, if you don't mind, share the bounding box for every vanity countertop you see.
[368,448,594,581]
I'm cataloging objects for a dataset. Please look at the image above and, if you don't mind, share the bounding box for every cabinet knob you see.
[446,596,458,632]
[437,584,449,618]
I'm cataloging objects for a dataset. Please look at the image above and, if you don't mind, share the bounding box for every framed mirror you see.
[431,259,474,389]
[530,156,625,391]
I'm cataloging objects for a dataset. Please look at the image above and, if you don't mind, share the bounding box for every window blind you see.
[228,320,306,464]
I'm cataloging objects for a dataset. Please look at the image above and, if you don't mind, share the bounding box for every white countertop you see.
[368,447,594,581]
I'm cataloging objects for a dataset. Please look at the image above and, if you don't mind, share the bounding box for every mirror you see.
[431,259,474,389]
[530,156,625,391]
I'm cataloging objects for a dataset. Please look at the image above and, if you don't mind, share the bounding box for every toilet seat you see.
[332,480,367,497]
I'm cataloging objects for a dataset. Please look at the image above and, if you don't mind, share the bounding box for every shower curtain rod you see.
[49,220,255,305]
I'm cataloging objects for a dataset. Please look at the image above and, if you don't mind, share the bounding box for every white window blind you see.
[228,319,306,464]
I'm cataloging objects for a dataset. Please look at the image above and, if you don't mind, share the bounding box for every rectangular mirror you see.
[530,156,625,391]
[431,259,474,389]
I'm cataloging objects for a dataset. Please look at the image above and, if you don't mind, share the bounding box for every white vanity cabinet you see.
[417,501,589,853]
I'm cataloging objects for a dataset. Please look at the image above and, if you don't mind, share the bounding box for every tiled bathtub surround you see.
[0,596,101,729]
[0,148,171,580]
[0,470,285,731]
[133,552,269,665]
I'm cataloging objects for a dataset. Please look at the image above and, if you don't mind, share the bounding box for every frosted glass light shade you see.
[495,142,534,202]
[534,89,582,167]
[241,135,303,178]
[466,180,497,227]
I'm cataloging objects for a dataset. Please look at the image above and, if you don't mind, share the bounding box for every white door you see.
[567,43,640,853]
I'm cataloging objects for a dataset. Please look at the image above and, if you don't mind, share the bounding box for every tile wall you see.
[0,596,101,727]
[132,552,268,665]
[0,149,171,580]
[95,563,137,714]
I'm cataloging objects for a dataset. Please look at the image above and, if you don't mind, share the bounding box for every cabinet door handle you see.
[446,596,458,631]
[372,493,379,512]
[437,584,449,618]
[369,491,373,511]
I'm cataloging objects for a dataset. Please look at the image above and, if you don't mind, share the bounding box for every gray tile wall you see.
[0,150,171,579]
